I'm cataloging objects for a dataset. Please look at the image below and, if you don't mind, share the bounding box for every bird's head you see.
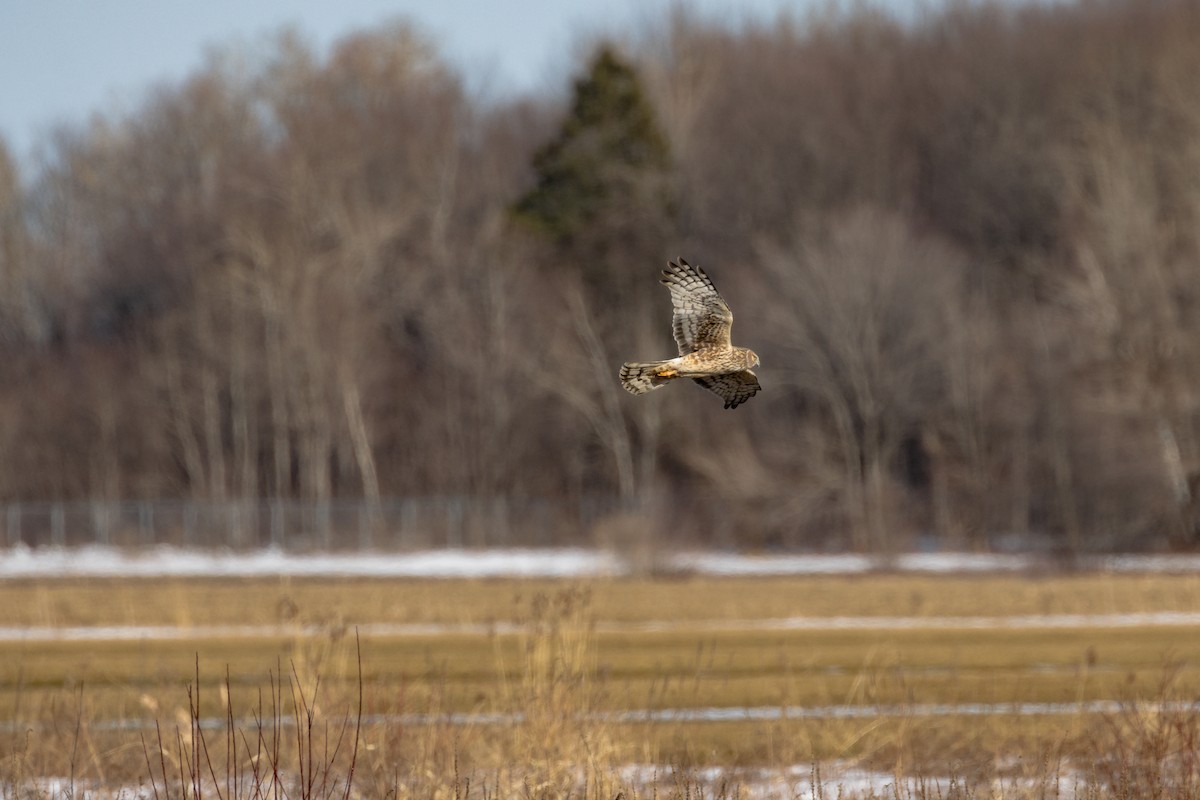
[745,349,761,370]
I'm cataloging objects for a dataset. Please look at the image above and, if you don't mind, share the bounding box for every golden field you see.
[3,571,1200,798]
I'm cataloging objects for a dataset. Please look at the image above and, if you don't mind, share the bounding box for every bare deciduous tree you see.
[759,208,964,551]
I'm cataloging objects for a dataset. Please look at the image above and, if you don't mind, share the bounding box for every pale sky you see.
[0,0,938,167]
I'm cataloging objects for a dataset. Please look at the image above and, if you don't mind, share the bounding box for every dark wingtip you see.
[663,258,702,283]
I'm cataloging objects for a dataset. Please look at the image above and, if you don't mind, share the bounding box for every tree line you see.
[2,0,1200,552]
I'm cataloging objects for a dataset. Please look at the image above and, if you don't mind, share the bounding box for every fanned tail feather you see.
[619,361,674,395]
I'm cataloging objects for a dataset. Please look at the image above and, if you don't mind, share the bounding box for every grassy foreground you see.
[3,570,1200,798]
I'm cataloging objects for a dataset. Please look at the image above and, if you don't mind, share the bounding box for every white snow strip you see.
[4,762,1094,800]
[4,610,1200,643]
[6,699,1188,735]
[0,544,622,579]
[676,551,1200,574]
[619,761,1090,800]
[622,762,955,800]
[672,552,877,574]
[3,544,1200,580]
[614,610,1200,633]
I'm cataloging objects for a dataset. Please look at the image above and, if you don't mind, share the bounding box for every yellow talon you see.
[656,368,678,378]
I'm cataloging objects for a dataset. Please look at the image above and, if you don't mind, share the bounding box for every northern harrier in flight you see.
[619,258,761,409]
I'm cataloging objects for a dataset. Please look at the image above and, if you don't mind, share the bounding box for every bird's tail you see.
[619,361,676,395]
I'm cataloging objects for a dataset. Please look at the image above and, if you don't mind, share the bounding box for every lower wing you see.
[693,370,761,409]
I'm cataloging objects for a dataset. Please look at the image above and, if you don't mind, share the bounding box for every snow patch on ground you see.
[5,764,1091,800]
[621,761,1089,800]
[0,543,622,579]
[2,543,1200,580]
[6,610,1200,644]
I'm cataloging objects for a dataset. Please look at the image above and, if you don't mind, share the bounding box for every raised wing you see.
[693,370,761,409]
[661,258,733,355]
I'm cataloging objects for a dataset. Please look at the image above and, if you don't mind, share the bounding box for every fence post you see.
[183,502,196,547]
[5,504,17,547]
[270,500,283,549]
[51,503,65,547]
[317,501,332,549]
[446,497,463,549]
[400,499,415,549]
[138,502,154,546]
[358,504,370,550]
[492,495,509,548]
[93,500,109,546]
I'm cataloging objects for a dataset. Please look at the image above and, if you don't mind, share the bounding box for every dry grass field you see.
[3,570,1200,798]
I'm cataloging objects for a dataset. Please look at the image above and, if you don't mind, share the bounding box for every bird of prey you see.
[619,258,761,409]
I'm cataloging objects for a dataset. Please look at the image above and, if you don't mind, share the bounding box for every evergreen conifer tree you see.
[513,45,673,269]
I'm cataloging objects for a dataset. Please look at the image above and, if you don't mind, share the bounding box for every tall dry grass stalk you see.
[138,639,362,800]
[1085,666,1200,799]
[485,588,628,798]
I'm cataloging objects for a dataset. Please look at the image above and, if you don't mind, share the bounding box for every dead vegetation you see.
[2,574,1200,797]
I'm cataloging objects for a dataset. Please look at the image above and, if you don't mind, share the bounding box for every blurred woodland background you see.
[3,0,1200,553]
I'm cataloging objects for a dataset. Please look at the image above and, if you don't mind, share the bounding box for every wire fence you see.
[0,497,623,551]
